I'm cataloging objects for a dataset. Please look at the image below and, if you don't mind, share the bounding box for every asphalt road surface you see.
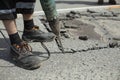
[0,0,120,80]
[35,0,120,11]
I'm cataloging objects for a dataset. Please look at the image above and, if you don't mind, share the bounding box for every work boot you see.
[22,25,56,42]
[109,0,116,4]
[10,41,41,70]
[98,0,103,5]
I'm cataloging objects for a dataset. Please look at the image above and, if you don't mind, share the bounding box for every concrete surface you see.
[0,0,120,80]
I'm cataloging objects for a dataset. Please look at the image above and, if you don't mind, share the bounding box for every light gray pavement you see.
[35,0,120,11]
[0,1,120,80]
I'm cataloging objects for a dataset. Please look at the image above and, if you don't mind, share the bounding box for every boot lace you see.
[13,42,32,55]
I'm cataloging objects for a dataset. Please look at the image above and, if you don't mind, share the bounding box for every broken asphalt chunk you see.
[79,35,88,41]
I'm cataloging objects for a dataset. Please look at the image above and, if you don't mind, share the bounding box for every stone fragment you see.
[79,35,88,41]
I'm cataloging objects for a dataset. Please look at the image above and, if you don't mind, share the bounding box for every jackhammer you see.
[39,0,64,53]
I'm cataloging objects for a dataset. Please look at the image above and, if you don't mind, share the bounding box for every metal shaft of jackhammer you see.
[39,0,57,21]
[39,0,64,53]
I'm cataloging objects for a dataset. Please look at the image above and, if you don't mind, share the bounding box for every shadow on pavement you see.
[0,38,58,67]
[0,37,68,67]
[0,38,15,67]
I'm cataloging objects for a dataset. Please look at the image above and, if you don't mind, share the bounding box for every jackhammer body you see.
[39,0,64,53]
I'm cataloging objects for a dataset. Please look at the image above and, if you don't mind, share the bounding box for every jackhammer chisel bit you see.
[40,0,64,53]
[49,18,64,53]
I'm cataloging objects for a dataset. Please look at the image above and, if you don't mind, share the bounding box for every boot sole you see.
[22,36,56,43]
[26,63,41,70]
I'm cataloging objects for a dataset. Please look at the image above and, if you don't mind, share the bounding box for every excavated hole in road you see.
[40,10,120,53]
[62,19,101,40]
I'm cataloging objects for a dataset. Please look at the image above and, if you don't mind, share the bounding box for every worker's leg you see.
[0,0,41,70]
[2,20,22,45]
[0,0,21,44]
[16,0,55,42]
